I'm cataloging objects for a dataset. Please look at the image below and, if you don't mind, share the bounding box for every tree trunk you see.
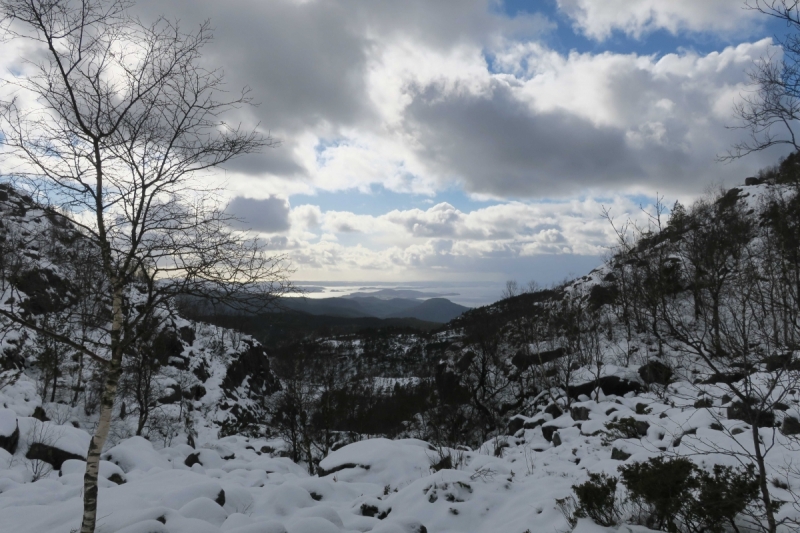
[752,424,777,533]
[80,289,123,533]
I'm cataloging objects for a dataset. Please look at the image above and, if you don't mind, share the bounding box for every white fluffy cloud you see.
[279,195,653,281]
[556,0,759,41]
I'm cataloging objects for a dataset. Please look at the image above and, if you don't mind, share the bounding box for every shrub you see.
[685,464,761,533]
[572,472,621,527]
[619,456,697,532]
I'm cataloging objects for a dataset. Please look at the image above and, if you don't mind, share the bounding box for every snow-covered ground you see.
[2,371,800,533]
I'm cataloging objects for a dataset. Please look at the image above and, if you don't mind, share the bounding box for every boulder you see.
[783,416,800,436]
[26,442,84,469]
[544,403,563,418]
[570,406,590,421]
[541,424,559,442]
[745,177,763,186]
[567,376,642,399]
[727,401,775,427]
[638,360,672,385]
[611,447,631,461]
[222,340,281,396]
[158,386,182,404]
[0,410,19,454]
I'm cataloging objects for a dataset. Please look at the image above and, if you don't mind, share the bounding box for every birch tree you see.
[0,1,290,531]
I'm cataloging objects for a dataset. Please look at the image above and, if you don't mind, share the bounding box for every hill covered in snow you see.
[1,166,800,533]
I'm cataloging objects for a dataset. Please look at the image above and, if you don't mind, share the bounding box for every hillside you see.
[278,295,470,323]
[1,175,800,533]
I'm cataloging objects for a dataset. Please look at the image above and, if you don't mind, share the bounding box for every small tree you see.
[725,1,800,159]
[0,1,290,531]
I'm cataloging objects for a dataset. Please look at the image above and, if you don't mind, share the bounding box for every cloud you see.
[555,0,760,41]
[227,196,291,233]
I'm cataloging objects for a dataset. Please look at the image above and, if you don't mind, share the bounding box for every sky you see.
[3,0,797,289]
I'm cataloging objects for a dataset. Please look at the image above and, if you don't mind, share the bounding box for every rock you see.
[179,326,196,346]
[152,329,184,365]
[638,360,672,385]
[568,376,642,399]
[108,472,126,485]
[222,340,281,396]
[10,268,76,315]
[727,401,775,427]
[634,420,650,437]
[185,452,202,468]
[26,442,84,469]
[158,386,182,404]
[745,177,763,186]
[702,372,746,385]
[571,406,590,421]
[551,431,562,447]
[635,403,649,415]
[524,418,546,430]
[611,447,631,461]
[783,416,800,435]
[182,384,206,401]
[544,403,563,418]
[694,398,712,409]
[588,284,618,310]
[507,416,526,434]
[0,410,19,454]
[541,425,558,442]
[511,347,565,370]
[31,406,49,421]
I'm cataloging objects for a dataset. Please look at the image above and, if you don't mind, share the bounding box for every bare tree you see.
[0,1,290,531]
[725,1,800,159]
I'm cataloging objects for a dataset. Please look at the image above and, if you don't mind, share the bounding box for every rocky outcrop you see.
[26,442,84,469]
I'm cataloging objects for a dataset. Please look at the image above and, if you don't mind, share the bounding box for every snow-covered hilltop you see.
[1,174,800,533]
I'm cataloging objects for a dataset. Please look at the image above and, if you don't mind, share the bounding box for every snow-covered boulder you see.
[0,409,19,454]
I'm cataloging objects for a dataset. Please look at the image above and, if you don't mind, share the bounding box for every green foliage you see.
[569,457,763,533]
[572,472,621,527]
[684,464,761,533]
[602,417,640,444]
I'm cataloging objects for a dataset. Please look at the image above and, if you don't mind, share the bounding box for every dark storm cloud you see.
[405,82,644,196]
[227,196,291,233]
[133,0,550,179]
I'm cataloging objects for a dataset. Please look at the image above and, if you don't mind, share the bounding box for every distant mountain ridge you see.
[279,294,470,323]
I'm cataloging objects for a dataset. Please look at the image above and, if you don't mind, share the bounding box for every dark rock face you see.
[11,268,76,315]
[512,347,566,370]
[611,447,631,461]
[638,360,672,385]
[222,340,281,397]
[26,442,84,469]
[702,372,746,385]
[634,420,649,437]
[694,398,712,409]
[153,330,184,365]
[507,416,526,434]
[184,452,202,467]
[158,386,182,405]
[541,424,559,442]
[107,473,126,485]
[571,406,590,421]
[0,422,19,454]
[568,376,642,399]
[544,403,563,418]
[727,401,775,427]
[745,177,763,186]
[588,284,618,310]
[783,416,800,435]
[178,326,196,346]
